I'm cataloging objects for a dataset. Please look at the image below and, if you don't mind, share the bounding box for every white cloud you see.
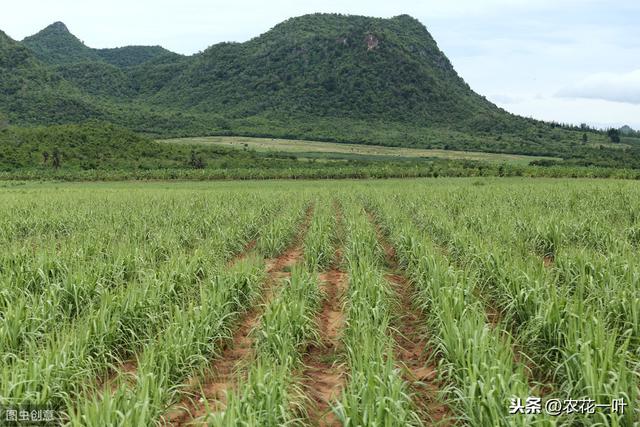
[557,69,640,104]
[488,94,525,104]
[494,96,640,129]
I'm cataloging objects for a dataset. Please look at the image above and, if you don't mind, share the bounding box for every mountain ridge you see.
[149,13,509,127]
[0,13,624,163]
[22,21,179,67]
[22,21,102,64]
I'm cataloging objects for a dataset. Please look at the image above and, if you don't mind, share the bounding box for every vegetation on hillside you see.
[96,45,179,68]
[0,123,639,181]
[0,123,299,171]
[1,14,640,174]
[21,22,101,64]
[21,22,176,67]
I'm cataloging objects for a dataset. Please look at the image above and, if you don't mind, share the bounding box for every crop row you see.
[335,199,420,425]
[373,190,639,426]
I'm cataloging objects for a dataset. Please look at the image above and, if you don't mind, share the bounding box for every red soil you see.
[368,210,452,425]
[301,269,348,427]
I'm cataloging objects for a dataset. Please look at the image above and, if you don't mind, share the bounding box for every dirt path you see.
[300,268,347,427]
[166,207,313,426]
[367,211,451,425]
[299,200,347,427]
[385,272,450,424]
[165,286,270,425]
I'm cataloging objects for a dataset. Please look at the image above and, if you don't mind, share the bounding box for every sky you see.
[2,0,639,129]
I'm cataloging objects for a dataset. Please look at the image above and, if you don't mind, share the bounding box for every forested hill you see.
[0,14,635,164]
[22,22,178,66]
[152,14,502,127]
[22,22,102,64]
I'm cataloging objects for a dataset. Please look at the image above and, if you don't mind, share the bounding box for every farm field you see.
[0,177,638,426]
[159,136,562,165]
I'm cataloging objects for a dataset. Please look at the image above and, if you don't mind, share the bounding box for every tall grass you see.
[68,256,267,426]
[62,196,310,425]
[376,187,639,425]
[334,200,420,426]
[303,196,337,271]
[370,199,558,426]
[0,197,272,360]
[0,191,281,409]
[214,266,322,426]
[1,179,639,425]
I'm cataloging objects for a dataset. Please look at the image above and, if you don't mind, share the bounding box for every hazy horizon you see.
[3,0,639,129]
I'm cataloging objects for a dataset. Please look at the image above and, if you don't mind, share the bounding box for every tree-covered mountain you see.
[97,46,180,68]
[152,14,498,125]
[0,28,106,124]
[1,13,633,164]
[22,22,101,64]
[22,22,177,67]
[0,26,208,133]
